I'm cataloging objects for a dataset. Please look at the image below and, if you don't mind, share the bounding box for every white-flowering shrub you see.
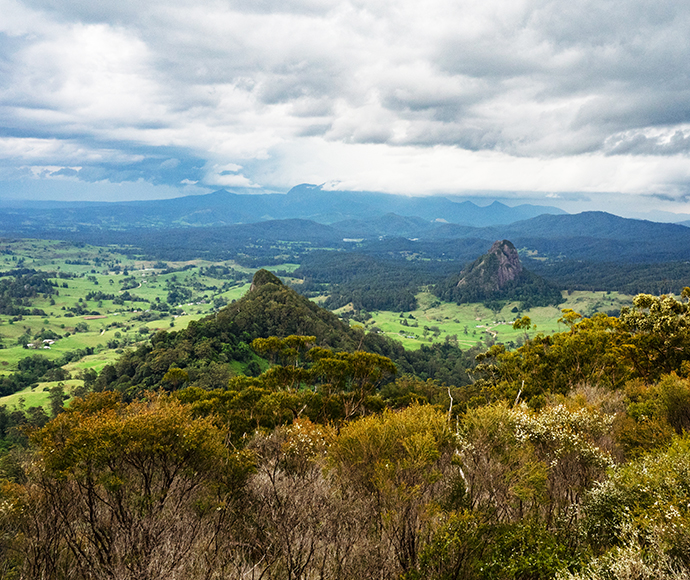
[459,402,615,522]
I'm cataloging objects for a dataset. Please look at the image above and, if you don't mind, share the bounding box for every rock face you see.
[457,240,523,292]
[436,239,561,307]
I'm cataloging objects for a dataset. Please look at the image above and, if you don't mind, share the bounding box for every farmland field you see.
[0,237,634,411]
[340,290,632,350]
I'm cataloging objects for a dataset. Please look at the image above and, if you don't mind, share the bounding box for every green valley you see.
[345,289,631,350]
[0,237,635,412]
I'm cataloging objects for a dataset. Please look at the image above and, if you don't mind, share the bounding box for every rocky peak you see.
[457,239,522,292]
[487,240,522,287]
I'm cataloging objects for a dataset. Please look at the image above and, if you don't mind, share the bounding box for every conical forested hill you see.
[94,270,361,393]
[217,269,358,350]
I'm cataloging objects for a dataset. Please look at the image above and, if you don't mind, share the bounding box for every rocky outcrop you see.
[457,240,522,292]
[435,239,562,307]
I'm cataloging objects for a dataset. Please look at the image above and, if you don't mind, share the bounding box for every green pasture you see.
[0,379,85,411]
[63,350,123,374]
[0,384,52,410]
[350,290,633,350]
[0,237,293,376]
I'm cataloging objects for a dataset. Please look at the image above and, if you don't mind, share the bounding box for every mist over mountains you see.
[0,184,565,232]
[3,184,690,269]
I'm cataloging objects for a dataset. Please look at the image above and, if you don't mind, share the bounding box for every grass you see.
[0,384,52,410]
[0,237,287,375]
[63,350,124,374]
[343,290,633,351]
[0,380,83,411]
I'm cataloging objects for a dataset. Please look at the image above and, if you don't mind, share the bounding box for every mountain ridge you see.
[0,184,566,232]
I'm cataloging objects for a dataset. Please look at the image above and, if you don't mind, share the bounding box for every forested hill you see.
[95,269,357,393]
[434,239,563,308]
[95,269,477,394]
[218,269,357,349]
[468,211,690,241]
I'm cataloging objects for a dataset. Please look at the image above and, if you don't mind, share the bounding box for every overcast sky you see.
[2,0,690,217]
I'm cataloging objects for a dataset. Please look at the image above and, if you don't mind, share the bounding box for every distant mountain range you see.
[37,209,689,267]
[0,184,566,232]
[3,184,690,266]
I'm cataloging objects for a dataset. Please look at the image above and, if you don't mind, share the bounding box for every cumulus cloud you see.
[2,0,690,211]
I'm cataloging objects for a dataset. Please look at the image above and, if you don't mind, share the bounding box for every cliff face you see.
[457,240,523,292]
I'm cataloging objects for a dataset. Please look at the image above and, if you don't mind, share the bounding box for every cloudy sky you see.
[2,0,690,217]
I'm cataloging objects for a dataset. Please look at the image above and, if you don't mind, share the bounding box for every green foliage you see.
[579,435,690,576]
[252,334,316,366]
[618,374,690,456]
[161,366,189,389]
[409,510,490,580]
[459,402,614,524]
[94,272,405,394]
[3,391,254,579]
[557,532,690,580]
[0,270,55,316]
[473,312,632,405]
[363,331,479,389]
[412,515,579,580]
[0,354,66,397]
[619,291,690,381]
[330,404,455,495]
[33,391,252,487]
[172,344,398,441]
[330,404,457,571]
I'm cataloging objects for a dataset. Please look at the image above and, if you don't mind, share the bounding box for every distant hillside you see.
[28,207,690,271]
[331,214,436,238]
[4,189,690,269]
[0,184,565,233]
[435,240,563,308]
[420,211,690,263]
[294,251,458,312]
[527,259,690,295]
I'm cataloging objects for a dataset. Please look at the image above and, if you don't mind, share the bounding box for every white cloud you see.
[202,162,258,188]
[2,0,690,210]
[0,137,144,164]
